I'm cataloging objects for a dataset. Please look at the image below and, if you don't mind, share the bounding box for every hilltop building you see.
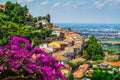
[35,14,53,28]
[0,4,6,10]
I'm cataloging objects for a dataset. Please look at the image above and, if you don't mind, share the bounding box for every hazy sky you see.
[1,0,120,23]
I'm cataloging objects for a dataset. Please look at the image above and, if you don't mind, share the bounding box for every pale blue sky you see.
[0,0,120,23]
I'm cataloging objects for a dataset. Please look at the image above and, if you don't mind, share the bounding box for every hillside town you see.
[35,13,120,79]
[0,2,120,80]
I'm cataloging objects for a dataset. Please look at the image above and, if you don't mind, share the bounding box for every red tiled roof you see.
[107,61,120,67]
[73,71,84,78]
[55,56,68,61]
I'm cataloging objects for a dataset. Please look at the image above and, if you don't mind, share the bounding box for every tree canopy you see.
[0,1,53,46]
[4,1,29,24]
[90,68,120,80]
[83,35,103,60]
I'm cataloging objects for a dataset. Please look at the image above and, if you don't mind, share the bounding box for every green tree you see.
[91,68,113,80]
[67,73,74,80]
[0,9,3,13]
[5,1,15,11]
[38,16,42,20]
[85,35,103,60]
[92,54,103,61]
[4,1,29,24]
[39,22,43,29]
[33,17,37,23]
[11,16,18,23]
[90,68,120,80]
[83,50,90,60]
[23,5,28,16]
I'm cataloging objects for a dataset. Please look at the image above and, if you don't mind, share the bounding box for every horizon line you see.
[54,23,120,24]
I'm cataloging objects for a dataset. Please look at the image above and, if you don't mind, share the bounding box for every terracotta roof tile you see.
[71,57,86,63]
[73,71,84,78]
[99,61,120,67]
[107,61,120,67]
[73,64,89,78]
[55,56,68,61]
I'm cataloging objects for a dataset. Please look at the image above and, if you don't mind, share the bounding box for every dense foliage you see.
[90,68,120,80]
[67,73,74,80]
[0,22,30,45]
[0,37,66,80]
[83,35,103,60]
[3,1,30,24]
[0,1,55,47]
[0,22,53,46]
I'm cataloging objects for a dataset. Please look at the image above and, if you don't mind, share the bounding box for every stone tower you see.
[46,13,51,23]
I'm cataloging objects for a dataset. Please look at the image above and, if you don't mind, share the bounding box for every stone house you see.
[57,41,68,50]
[48,41,61,52]
[63,39,74,47]
[0,4,6,10]
[39,43,54,52]
[52,30,64,40]
[35,14,52,27]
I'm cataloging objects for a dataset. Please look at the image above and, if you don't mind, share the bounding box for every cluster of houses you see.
[39,26,85,64]
[71,59,120,79]
[39,25,120,79]
[73,64,89,78]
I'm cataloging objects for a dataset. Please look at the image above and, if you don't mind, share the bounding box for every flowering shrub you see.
[0,37,66,80]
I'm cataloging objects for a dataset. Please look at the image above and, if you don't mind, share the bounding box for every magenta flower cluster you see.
[0,37,66,80]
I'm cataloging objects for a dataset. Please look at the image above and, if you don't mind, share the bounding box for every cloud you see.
[114,0,120,7]
[94,1,104,8]
[18,0,33,3]
[41,1,49,6]
[63,2,86,8]
[78,2,87,5]
[116,0,120,2]
[104,0,120,8]
[104,0,113,3]
[52,1,86,8]
[52,2,61,7]
[104,0,120,3]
